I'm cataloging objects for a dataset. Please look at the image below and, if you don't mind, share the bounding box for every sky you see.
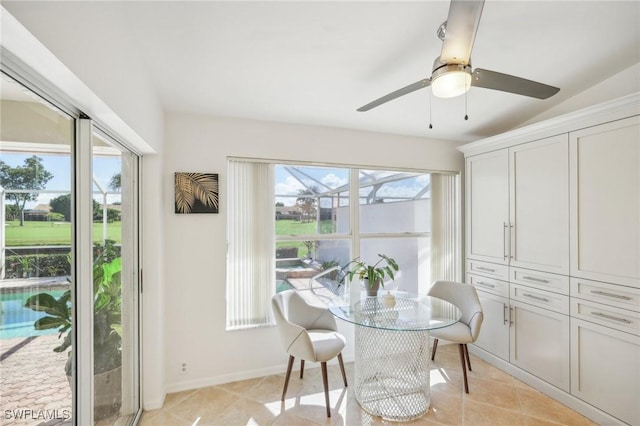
[274,164,430,207]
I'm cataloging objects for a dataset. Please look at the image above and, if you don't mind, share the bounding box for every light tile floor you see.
[140,345,597,426]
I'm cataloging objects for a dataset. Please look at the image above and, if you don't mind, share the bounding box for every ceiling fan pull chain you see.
[464,79,469,121]
[429,92,433,129]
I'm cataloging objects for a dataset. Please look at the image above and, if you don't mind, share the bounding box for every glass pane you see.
[360,237,430,294]
[1,73,74,424]
[276,239,350,295]
[275,164,349,235]
[359,171,431,234]
[91,131,139,424]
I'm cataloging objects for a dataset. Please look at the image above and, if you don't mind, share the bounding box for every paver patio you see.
[1,334,71,426]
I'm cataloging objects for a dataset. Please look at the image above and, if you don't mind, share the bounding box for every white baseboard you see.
[163,355,354,396]
[142,393,166,411]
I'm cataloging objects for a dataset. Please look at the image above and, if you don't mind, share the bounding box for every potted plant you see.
[344,254,399,297]
[24,240,123,420]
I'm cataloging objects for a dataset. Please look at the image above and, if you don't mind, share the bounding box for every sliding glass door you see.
[91,130,140,425]
[0,70,141,425]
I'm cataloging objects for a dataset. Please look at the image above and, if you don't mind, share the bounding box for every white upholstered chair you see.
[271,290,348,417]
[428,280,484,393]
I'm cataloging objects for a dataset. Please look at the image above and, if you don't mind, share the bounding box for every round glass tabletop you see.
[328,290,461,331]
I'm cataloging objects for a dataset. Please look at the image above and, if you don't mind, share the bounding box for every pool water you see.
[0,289,66,339]
[276,279,294,293]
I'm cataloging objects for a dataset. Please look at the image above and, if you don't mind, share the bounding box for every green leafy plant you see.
[24,240,122,375]
[18,256,33,277]
[343,254,399,288]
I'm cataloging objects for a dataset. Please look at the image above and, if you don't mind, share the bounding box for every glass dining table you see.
[328,290,461,422]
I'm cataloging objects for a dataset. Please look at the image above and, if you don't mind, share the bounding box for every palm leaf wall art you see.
[174,172,219,214]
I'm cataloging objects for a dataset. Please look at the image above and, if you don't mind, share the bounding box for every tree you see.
[0,156,53,226]
[92,199,103,221]
[50,194,72,221]
[109,173,121,191]
[50,195,112,222]
[5,205,20,221]
[296,187,318,223]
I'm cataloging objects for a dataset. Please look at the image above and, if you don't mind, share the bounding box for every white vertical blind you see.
[430,173,461,283]
[226,160,275,329]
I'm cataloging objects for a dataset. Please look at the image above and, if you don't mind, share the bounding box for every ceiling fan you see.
[357,0,560,112]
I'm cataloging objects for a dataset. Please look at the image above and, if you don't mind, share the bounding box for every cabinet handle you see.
[509,306,514,326]
[590,290,632,301]
[509,223,515,259]
[475,281,495,289]
[476,266,495,273]
[503,222,508,261]
[522,293,550,303]
[503,304,508,325]
[522,276,550,284]
[590,312,633,324]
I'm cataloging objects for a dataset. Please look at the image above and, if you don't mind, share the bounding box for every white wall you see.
[162,112,465,392]
[521,63,640,127]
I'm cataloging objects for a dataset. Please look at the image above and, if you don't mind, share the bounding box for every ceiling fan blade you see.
[472,68,560,99]
[440,0,485,65]
[357,78,430,111]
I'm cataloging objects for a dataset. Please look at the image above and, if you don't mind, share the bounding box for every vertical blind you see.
[430,173,461,283]
[226,160,275,329]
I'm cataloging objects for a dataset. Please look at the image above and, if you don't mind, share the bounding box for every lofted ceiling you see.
[3,1,640,143]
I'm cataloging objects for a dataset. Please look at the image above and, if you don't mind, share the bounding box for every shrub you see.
[4,253,71,278]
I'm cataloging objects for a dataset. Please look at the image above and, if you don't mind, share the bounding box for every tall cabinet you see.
[460,94,639,426]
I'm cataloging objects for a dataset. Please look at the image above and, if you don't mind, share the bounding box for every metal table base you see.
[354,324,431,421]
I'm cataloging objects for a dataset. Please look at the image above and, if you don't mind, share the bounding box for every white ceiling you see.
[4,1,640,143]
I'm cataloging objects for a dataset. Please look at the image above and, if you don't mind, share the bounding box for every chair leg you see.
[321,361,331,417]
[464,344,472,371]
[300,359,305,379]
[459,344,469,393]
[338,353,348,387]
[431,338,439,361]
[282,355,295,401]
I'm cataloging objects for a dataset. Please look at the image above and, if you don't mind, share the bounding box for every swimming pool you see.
[0,289,66,339]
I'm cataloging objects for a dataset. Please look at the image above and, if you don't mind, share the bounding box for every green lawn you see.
[4,220,121,246]
[275,219,335,256]
[6,219,325,247]
[276,219,333,235]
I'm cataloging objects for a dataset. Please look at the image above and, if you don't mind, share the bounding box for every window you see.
[226,159,460,329]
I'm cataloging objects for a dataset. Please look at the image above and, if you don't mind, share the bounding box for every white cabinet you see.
[473,290,509,361]
[510,300,570,392]
[468,259,571,389]
[466,149,509,264]
[461,95,639,425]
[468,272,510,361]
[570,116,640,288]
[571,318,640,426]
[465,135,569,274]
[509,135,569,275]
[569,277,640,425]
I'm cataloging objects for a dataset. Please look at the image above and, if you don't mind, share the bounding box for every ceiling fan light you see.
[431,70,472,98]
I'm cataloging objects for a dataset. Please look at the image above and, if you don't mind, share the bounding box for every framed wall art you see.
[174,172,219,214]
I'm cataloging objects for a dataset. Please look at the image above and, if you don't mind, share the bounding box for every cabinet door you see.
[570,116,640,288]
[571,318,640,425]
[509,135,569,274]
[466,150,509,264]
[473,289,510,361]
[510,301,570,391]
